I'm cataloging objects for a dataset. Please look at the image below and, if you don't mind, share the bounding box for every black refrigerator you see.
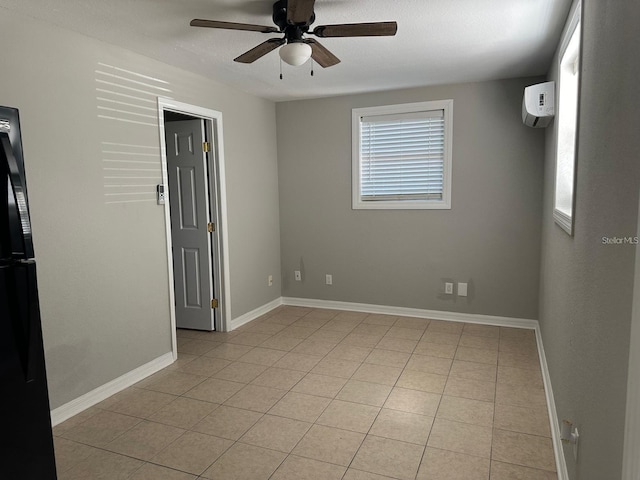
[0,106,57,479]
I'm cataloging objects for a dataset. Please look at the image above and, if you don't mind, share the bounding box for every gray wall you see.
[538,0,640,478]
[277,78,545,320]
[0,10,281,409]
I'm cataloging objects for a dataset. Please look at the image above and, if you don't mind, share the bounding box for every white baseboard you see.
[282,297,538,329]
[229,297,284,331]
[535,328,569,480]
[50,352,174,426]
[51,296,285,427]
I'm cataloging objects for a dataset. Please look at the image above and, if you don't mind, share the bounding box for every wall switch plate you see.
[268,275,273,287]
[458,282,468,297]
[156,184,165,205]
[294,270,302,281]
[445,282,454,294]
[325,274,333,285]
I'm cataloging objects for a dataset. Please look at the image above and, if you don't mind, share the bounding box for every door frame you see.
[623,192,640,479]
[157,98,231,358]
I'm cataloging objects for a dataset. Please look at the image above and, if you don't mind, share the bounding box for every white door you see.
[165,119,215,331]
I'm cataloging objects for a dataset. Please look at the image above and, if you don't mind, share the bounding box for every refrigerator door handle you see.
[0,132,33,259]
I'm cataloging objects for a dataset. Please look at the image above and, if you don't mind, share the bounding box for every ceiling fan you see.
[190,0,398,68]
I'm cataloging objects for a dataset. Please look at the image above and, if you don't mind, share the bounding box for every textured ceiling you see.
[0,0,572,101]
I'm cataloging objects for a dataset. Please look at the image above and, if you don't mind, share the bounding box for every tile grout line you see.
[417,328,455,479]
[57,308,553,479]
[341,320,422,480]
[487,328,503,479]
[408,320,439,480]
[265,310,368,480]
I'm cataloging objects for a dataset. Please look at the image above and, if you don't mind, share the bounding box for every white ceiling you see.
[0,0,572,102]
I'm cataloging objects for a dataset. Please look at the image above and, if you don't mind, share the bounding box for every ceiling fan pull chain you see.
[310,58,314,77]
[280,57,283,80]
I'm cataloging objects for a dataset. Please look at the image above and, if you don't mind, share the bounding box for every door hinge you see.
[203,142,210,153]
[207,222,215,233]
[211,298,219,309]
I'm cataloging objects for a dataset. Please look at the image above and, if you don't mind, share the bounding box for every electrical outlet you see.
[294,270,302,281]
[561,420,579,461]
[325,274,333,285]
[268,275,273,287]
[445,282,454,294]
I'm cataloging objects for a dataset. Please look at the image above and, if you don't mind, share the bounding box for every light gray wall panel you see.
[0,10,281,409]
[277,78,545,319]
[538,1,640,477]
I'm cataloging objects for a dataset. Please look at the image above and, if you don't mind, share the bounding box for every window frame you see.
[553,1,582,235]
[352,99,453,210]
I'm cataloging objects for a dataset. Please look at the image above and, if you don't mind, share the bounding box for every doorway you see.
[157,99,231,357]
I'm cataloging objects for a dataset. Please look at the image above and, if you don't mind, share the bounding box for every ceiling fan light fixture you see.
[279,42,312,66]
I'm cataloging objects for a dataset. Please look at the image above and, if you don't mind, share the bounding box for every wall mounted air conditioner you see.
[522,81,555,128]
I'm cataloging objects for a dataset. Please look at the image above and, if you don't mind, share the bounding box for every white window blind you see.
[359,110,445,201]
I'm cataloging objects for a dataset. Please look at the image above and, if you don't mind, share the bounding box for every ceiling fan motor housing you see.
[273,0,316,35]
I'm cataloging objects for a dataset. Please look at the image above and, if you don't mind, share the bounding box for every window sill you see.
[352,199,451,210]
[554,208,573,235]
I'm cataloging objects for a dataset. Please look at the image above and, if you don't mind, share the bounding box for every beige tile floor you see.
[53,306,558,480]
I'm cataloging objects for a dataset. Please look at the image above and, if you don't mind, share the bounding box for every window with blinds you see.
[352,100,453,210]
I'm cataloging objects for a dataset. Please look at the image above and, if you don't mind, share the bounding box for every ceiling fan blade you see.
[313,21,398,38]
[234,38,286,64]
[190,19,279,34]
[287,0,316,25]
[305,39,340,68]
